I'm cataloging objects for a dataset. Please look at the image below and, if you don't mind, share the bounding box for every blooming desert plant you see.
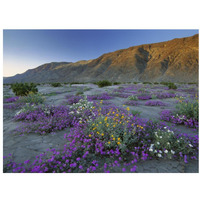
[145,100,166,106]
[17,92,45,105]
[148,128,197,161]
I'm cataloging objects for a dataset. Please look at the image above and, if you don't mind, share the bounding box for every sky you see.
[3,29,198,77]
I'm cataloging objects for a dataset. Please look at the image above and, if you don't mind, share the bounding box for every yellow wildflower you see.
[111,135,114,137]
[113,137,115,141]
[117,142,120,145]
[117,138,120,141]
[108,141,111,144]
[126,107,130,111]
[101,133,104,136]
[89,134,92,137]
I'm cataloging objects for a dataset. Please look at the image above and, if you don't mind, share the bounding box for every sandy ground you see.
[3,83,199,172]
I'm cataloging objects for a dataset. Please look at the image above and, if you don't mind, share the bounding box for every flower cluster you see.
[87,93,112,101]
[4,103,198,172]
[148,127,198,163]
[156,92,176,99]
[124,100,139,106]
[145,100,166,106]
[137,94,152,100]
[69,98,95,124]
[160,110,198,129]
[66,95,84,105]
[14,105,73,135]
[4,96,19,103]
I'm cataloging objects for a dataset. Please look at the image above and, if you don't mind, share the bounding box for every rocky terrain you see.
[4,34,199,83]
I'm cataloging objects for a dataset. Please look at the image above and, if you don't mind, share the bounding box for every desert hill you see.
[4,34,199,83]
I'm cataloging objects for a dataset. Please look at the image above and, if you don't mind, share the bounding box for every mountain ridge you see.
[4,34,199,83]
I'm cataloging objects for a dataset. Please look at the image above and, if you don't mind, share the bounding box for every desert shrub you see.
[148,128,196,159]
[83,87,91,91]
[127,95,138,101]
[151,94,157,99]
[97,80,112,88]
[17,93,45,105]
[143,82,152,85]
[160,82,169,86]
[138,88,149,94]
[113,82,121,85]
[76,91,84,96]
[131,110,141,116]
[133,82,138,84]
[51,82,62,87]
[168,83,177,90]
[11,82,38,96]
[154,82,159,85]
[176,100,198,121]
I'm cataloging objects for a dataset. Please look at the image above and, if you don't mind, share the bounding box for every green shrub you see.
[51,83,62,87]
[143,82,152,85]
[76,91,84,96]
[17,93,45,105]
[11,82,38,96]
[149,128,195,159]
[175,100,198,121]
[154,82,159,85]
[168,83,177,90]
[113,82,121,85]
[160,81,169,86]
[128,95,138,101]
[151,94,157,99]
[83,87,91,91]
[131,110,141,116]
[97,80,112,88]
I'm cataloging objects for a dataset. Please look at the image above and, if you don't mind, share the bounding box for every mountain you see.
[4,34,199,83]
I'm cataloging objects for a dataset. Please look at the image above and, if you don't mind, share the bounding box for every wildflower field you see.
[3,82,199,173]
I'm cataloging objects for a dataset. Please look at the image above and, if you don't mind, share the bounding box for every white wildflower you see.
[160,136,162,139]
[164,150,168,153]
[189,144,193,147]
[164,127,167,129]
[171,150,175,154]
[150,144,154,149]
[159,150,162,153]
[157,153,162,158]
[157,142,160,145]
[149,149,153,152]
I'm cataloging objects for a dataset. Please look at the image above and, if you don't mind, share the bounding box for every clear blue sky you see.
[3,29,198,76]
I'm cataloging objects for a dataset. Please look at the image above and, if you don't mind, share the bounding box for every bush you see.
[168,83,177,90]
[17,93,45,105]
[176,100,198,121]
[51,83,62,87]
[96,80,112,88]
[11,83,38,96]
[113,82,121,85]
[76,91,84,96]
[131,110,141,116]
[143,82,152,85]
[127,95,138,101]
